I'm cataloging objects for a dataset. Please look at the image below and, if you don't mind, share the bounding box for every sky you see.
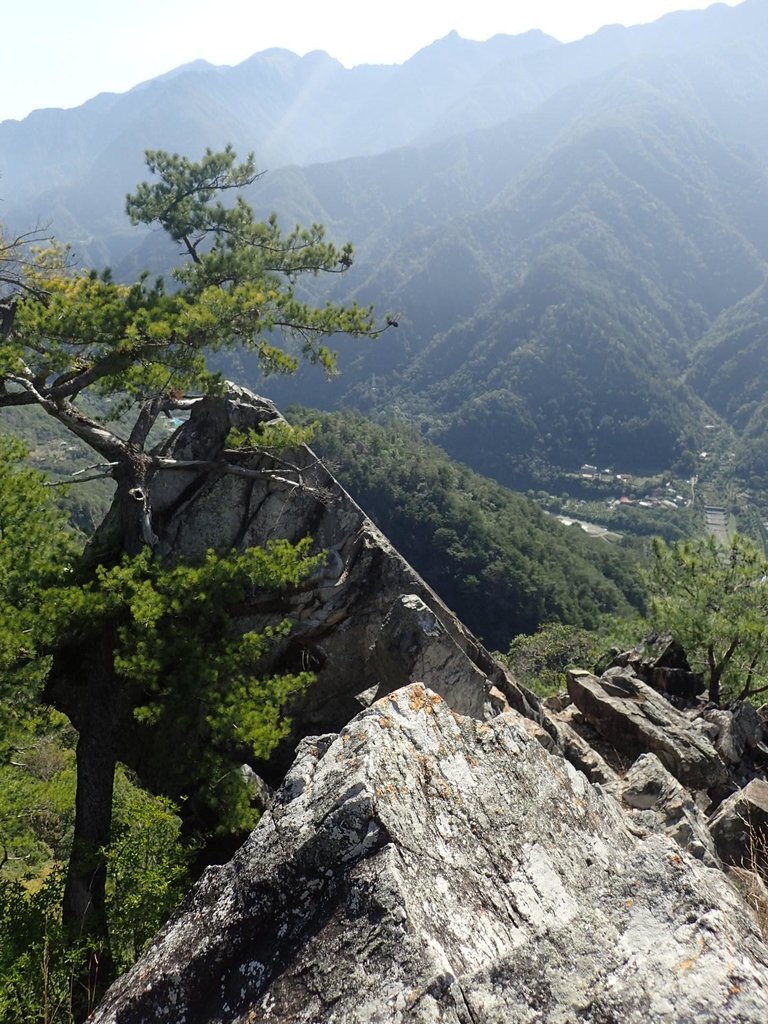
[1,0,743,123]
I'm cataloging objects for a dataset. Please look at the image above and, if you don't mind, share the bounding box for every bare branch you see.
[128,394,167,449]
[153,456,305,489]
[44,462,119,487]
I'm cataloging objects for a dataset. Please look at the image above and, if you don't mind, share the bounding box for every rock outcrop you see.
[619,752,719,866]
[89,685,768,1024]
[87,386,768,1021]
[709,780,768,872]
[609,633,704,699]
[148,385,540,779]
[566,667,729,792]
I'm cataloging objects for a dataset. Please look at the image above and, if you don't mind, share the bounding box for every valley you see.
[4,5,767,542]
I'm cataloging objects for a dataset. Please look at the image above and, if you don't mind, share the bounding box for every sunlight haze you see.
[1,0,743,123]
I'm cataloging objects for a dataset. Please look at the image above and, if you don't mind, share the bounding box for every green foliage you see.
[106,780,191,973]
[0,439,82,748]
[0,776,191,1021]
[226,419,317,456]
[44,539,322,833]
[503,623,605,697]
[648,533,768,705]
[0,870,86,1024]
[0,715,77,881]
[1,145,382,510]
[124,146,376,377]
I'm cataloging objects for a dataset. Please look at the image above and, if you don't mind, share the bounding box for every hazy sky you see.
[2,0,743,123]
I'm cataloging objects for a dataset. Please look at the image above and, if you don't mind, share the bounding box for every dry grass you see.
[728,817,768,941]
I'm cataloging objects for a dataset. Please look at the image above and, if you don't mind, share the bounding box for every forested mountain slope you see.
[294,410,645,649]
[3,1,768,491]
[251,18,768,482]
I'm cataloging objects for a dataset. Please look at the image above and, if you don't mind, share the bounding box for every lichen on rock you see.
[90,685,768,1024]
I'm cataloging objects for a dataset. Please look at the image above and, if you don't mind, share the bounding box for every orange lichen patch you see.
[375,782,398,801]
[626,898,634,909]
[407,688,443,714]
[730,984,742,995]
[669,853,684,867]
[431,778,452,800]
[378,716,394,729]
[677,937,705,973]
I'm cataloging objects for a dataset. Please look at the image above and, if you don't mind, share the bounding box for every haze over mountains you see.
[2,0,768,488]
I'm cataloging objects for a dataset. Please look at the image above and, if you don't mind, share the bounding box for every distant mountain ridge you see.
[3,1,768,486]
[0,29,557,213]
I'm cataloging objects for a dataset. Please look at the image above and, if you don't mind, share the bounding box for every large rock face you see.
[146,385,540,779]
[90,684,768,1024]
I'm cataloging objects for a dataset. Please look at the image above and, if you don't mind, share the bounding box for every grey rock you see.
[368,594,493,719]
[702,701,765,766]
[238,765,275,815]
[147,385,543,775]
[726,865,768,937]
[620,753,719,865]
[610,634,704,699]
[709,779,768,873]
[542,690,571,712]
[567,667,729,791]
[551,717,620,788]
[90,685,768,1024]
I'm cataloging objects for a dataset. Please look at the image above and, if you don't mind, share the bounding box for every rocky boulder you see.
[566,667,729,792]
[620,752,719,865]
[608,633,704,699]
[709,779,768,873]
[701,701,768,768]
[89,684,768,1024]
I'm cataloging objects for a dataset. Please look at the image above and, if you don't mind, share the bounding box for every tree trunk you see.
[63,727,117,1020]
[49,631,127,1020]
[707,645,720,705]
[708,668,721,707]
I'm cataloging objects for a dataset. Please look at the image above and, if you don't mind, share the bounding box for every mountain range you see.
[2,0,768,488]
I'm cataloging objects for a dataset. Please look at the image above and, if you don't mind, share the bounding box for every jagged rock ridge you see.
[146,385,539,780]
[90,684,768,1023]
[87,386,768,1021]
